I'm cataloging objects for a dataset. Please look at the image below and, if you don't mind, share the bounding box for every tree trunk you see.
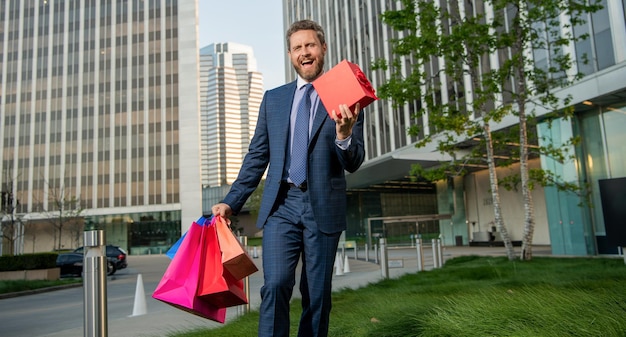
[484,123,516,260]
[514,7,536,261]
[518,101,535,260]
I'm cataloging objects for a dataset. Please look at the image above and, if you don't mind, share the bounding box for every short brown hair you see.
[286,20,326,51]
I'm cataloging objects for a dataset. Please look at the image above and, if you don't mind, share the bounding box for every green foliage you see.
[0,278,81,295]
[374,0,601,189]
[0,253,58,272]
[244,179,265,219]
[169,256,626,337]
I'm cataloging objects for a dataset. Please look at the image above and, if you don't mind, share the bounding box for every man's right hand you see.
[212,203,233,218]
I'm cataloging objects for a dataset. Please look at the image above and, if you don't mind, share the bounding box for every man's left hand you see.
[332,103,360,140]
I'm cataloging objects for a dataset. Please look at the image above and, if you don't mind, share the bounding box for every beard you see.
[294,58,325,82]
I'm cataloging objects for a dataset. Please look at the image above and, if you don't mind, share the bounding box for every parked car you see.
[55,252,85,277]
[73,245,128,272]
[56,245,127,277]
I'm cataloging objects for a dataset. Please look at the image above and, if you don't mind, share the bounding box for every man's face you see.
[288,29,326,82]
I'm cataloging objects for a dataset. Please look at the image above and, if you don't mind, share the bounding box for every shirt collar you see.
[296,72,325,90]
[296,76,309,91]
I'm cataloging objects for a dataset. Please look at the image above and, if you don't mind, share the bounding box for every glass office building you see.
[199,42,263,188]
[284,0,626,255]
[0,0,202,254]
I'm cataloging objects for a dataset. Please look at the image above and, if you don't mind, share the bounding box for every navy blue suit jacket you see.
[222,80,365,234]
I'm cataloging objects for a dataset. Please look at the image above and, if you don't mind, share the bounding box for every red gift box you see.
[312,60,378,118]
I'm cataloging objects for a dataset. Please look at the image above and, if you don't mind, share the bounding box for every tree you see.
[374,0,600,260]
[1,169,23,256]
[244,179,265,220]
[1,189,21,256]
[44,186,83,251]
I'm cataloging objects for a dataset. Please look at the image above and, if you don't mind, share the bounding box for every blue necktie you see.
[290,84,314,187]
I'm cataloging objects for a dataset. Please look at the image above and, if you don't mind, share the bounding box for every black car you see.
[56,245,128,277]
[56,252,85,277]
[74,245,128,272]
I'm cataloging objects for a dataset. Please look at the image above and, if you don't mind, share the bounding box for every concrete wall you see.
[463,158,550,245]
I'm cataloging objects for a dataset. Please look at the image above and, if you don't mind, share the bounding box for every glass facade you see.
[87,210,181,255]
[284,1,626,254]
[577,101,626,254]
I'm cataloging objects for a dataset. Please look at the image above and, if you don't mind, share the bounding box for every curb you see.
[0,282,82,300]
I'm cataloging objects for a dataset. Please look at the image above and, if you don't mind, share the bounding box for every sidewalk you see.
[43,245,552,337]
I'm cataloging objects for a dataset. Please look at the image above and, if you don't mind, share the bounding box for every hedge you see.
[0,253,58,271]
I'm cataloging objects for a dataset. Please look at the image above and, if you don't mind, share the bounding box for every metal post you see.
[374,243,379,264]
[431,239,439,269]
[379,238,389,279]
[437,239,444,267]
[364,244,369,262]
[416,238,424,272]
[238,236,251,315]
[83,229,108,337]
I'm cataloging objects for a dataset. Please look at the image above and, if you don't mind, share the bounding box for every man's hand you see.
[332,103,360,140]
[212,203,233,218]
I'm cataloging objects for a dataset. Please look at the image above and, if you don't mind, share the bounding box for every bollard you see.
[379,238,389,279]
[431,239,439,268]
[364,244,369,262]
[83,229,108,337]
[437,239,444,267]
[416,238,424,272]
[238,236,251,315]
[374,243,379,264]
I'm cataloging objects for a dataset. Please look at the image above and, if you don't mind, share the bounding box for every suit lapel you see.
[310,97,328,145]
[273,81,297,164]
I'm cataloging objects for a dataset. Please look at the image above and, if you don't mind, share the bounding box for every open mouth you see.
[301,59,314,67]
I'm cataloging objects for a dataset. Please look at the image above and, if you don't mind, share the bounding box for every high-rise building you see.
[199,43,263,188]
[284,1,626,255]
[0,1,202,254]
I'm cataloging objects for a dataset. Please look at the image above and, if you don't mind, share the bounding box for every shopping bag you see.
[197,220,249,308]
[214,215,259,280]
[152,217,227,323]
[165,231,187,259]
[166,215,213,259]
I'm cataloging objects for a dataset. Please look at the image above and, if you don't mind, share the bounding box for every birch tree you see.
[374,0,600,260]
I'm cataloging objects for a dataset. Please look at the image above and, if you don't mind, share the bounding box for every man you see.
[212,19,365,337]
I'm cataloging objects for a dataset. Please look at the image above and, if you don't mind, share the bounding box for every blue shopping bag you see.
[166,215,212,259]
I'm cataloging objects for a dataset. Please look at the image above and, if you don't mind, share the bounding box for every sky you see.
[198,1,287,91]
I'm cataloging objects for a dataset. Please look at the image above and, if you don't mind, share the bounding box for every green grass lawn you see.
[169,255,626,337]
[0,278,81,295]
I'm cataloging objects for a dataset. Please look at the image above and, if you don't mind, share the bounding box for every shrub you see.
[0,253,58,271]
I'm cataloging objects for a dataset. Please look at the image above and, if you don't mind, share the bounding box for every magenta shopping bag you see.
[152,217,227,323]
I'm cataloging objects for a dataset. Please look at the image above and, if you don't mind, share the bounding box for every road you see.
[0,254,251,337]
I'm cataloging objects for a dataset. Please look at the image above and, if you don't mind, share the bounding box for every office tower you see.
[199,42,263,188]
[0,1,202,254]
[283,0,626,255]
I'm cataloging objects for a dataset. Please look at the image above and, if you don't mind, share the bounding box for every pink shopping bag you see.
[152,217,227,323]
